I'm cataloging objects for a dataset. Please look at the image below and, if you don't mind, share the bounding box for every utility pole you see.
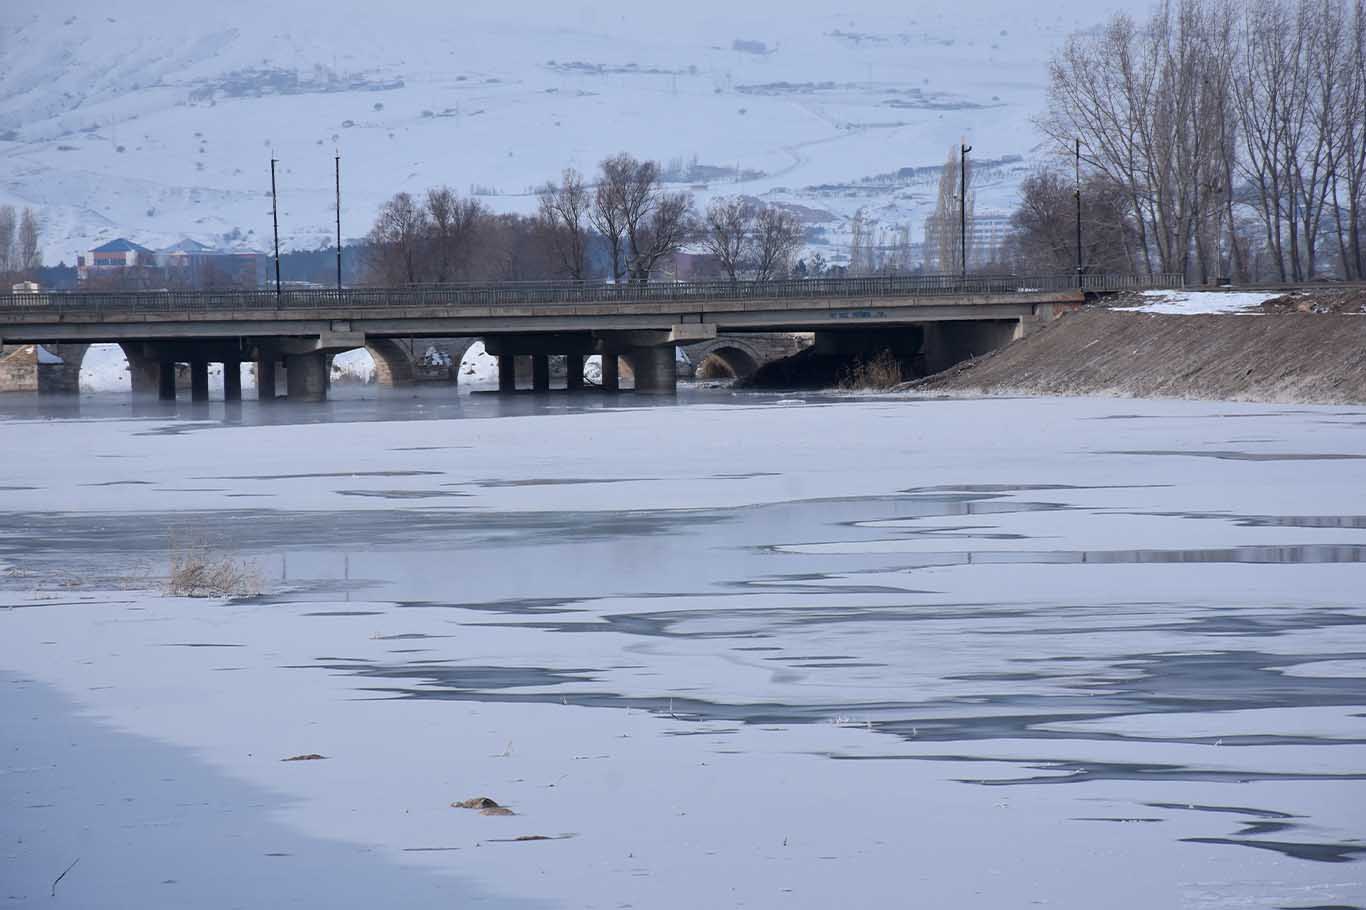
[1074,138,1083,290]
[960,143,972,283]
[270,157,281,298]
[335,153,343,291]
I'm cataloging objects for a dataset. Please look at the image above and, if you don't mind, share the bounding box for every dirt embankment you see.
[907,301,1366,405]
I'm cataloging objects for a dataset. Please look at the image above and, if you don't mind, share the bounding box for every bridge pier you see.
[256,357,277,401]
[566,354,585,391]
[127,349,161,397]
[601,355,620,392]
[223,362,242,402]
[498,355,517,393]
[190,361,209,402]
[532,354,551,392]
[627,346,677,395]
[157,361,176,400]
[286,352,327,402]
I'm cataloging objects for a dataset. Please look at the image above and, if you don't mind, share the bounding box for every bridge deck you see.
[0,274,1178,344]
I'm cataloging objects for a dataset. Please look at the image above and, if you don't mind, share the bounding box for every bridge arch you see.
[338,338,483,386]
[688,339,765,380]
[365,338,417,386]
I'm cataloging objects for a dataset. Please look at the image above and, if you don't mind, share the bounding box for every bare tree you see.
[425,186,485,283]
[1009,169,1137,273]
[365,192,430,285]
[628,190,693,282]
[17,208,39,274]
[924,148,972,273]
[538,168,591,280]
[702,197,753,281]
[590,154,633,282]
[592,153,693,282]
[751,206,803,280]
[0,206,14,275]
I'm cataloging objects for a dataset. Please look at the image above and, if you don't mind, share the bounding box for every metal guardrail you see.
[0,274,1184,316]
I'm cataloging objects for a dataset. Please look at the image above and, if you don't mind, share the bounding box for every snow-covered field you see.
[2,394,1364,907]
[1125,290,1281,316]
[0,0,1152,266]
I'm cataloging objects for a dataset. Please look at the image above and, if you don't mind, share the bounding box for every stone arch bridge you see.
[0,333,803,394]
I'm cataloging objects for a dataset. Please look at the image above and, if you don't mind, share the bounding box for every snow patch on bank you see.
[1127,290,1278,315]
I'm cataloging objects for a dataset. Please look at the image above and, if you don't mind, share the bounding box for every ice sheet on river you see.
[1,394,1364,908]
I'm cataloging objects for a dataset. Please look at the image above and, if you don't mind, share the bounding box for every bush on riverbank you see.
[837,350,904,390]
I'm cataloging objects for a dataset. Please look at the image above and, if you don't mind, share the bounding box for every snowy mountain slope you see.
[0,0,1150,266]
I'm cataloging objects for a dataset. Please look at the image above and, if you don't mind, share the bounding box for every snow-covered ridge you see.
[1,0,1149,265]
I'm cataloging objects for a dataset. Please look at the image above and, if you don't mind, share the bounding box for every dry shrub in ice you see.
[166,536,262,598]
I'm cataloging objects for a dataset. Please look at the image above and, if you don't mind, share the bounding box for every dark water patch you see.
[396,597,587,615]
[1146,802,1297,819]
[828,753,1366,787]
[1108,450,1366,462]
[0,485,37,491]
[158,642,245,648]
[1279,905,1363,910]
[371,632,454,640]
[460,477,649,488]
[402,846,462,852]
[1182,837,1366,863]
[794,661,887,669]
[1149,511,1366,530]
[82,480,155,487]
[204,471,446,481]
[0,509,728,565]
[1237,821,1298,836]
[1072,817,1164,823]
[300,660,595,691]
[390,446,471,452]
[335,489,467,500]
[810,544,1366,567]
[711,472,782,479]
[729,573,928,595]
[302,610,386,617]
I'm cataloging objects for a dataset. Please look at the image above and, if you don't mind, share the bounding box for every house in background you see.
[158,238,266,289]
[76,237,264,289]
[76,238,158,287]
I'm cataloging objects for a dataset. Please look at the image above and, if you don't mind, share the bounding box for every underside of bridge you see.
[0,285,1082,400]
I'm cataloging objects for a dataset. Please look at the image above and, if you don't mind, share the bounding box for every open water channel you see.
[1,386,1363,908]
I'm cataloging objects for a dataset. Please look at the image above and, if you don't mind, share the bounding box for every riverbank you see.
[905,291,1366,404]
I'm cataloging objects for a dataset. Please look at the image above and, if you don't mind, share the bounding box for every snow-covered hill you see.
[0,0,1148,267]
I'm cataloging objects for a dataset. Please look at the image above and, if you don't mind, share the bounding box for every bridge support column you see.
[190,361,209,402]
[532,354,550,392]
[566,354,585,391]
[498,355,517,393]
[256,358,277,401]
[223,362,242,402]
[601,355,620,392]
[126,351,160,397]
[286,352,327,402]
[628,346,677,395]
[157,361,176,401]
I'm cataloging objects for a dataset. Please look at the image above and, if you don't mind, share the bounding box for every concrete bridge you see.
[0,274,1175,400]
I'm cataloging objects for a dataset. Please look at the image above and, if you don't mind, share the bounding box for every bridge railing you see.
[0,273,1184,314]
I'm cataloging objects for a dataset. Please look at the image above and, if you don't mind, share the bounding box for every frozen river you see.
[2,388,1364,908]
